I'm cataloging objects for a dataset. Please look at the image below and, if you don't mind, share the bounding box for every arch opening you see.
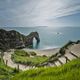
[33,37,40,49]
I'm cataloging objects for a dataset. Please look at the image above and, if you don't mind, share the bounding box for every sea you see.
[1,27,80,50]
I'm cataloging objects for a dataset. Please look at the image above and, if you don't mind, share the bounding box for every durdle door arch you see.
[0,29,40,50]
[25,32,40,48]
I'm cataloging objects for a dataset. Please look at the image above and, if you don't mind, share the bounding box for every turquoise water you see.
[1,27,80,49]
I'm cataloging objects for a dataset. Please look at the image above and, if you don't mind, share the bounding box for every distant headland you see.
[0,29,40,51]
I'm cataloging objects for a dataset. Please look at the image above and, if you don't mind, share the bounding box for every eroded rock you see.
[0,29,40,51]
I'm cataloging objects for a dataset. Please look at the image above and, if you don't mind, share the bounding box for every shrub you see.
[30,52,37,56]
[14,50,30,57]
[76,40,80,44]
[59,41,73,55]
[42,55,47,57]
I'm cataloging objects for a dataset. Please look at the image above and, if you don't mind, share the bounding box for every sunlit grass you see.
[12,58,80,80]
[11,50,48,66]
[0,57,18,80]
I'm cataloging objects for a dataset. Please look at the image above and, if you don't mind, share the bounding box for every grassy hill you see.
[11,58,80,80]
[1,41,80,80]
[11,50,48,66]
[0,57,18,80]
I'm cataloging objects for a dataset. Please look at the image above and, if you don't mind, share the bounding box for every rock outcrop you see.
[0,29,40,51]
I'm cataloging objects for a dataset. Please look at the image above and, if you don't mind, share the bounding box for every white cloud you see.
[0,0,80,27]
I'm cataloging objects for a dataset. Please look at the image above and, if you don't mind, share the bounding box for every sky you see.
[0,0,80,27]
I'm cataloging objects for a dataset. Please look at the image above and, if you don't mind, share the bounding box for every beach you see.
[2,48,59,70]
[2,42,80,71]
[23,48,60,57]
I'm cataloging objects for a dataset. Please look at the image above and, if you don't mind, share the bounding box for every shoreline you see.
[23,48,60,57]
[3,47,60,71]
[2,41,80,71]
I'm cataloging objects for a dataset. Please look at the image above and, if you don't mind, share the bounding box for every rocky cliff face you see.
[0,29,40,51]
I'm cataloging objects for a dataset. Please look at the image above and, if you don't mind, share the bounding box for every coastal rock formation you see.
[25,32,40,47]
[0,29,40,51]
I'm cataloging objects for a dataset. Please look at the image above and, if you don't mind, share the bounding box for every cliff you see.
[0,29,40,51]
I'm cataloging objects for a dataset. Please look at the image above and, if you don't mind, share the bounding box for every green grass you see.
[0,57,19,80]
[11,50,48,66]
[14,49,30,57]
[11,58,80,80]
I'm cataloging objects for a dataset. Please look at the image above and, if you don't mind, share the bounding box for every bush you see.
[42,55,47,57]
[14,50,30,57]
[76,40,80,44]
[30,52,36,56]
[59,41,74,55]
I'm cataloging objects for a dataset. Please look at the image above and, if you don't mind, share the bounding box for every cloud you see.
[0,0,80,27]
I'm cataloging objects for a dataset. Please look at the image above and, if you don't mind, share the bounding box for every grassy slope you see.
[11,50,48,66]
[12,58,80,80]
[0,58,18,80]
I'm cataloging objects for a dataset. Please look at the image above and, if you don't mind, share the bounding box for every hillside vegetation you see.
[1,41,80,80]
[0,57,18,80]
[12,58,80,80]
[11,50,48,66]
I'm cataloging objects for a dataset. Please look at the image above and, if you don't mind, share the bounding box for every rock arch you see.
[0,29,40,50]
[25,32,40,48]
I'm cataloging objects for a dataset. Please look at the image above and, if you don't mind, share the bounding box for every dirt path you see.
[49,44,80,66]
[3,44,80,70]
[3,48,59,70]
[3,49,31,71]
